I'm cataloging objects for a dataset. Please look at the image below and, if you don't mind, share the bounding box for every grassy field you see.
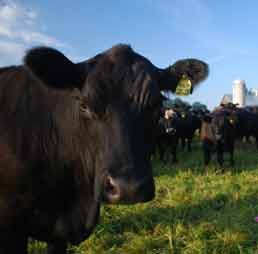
[31,141,258,254]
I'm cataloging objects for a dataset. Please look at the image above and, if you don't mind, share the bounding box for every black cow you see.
[234,107,258,148]
[210,110,238,166]
[156,110,179,163]
[217,105,258,148]
[177,110,201,151]
[0,44,208,254]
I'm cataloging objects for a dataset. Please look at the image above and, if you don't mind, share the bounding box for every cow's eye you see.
[80,103,95,120]
[78,97,99,120]
[72,90,97,120]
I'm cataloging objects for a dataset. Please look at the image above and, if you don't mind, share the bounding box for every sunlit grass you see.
[30,140,258,254]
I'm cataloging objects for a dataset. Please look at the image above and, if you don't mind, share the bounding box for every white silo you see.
[232,80,246,107]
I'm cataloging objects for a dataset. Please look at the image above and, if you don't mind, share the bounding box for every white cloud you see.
[0,0,64,46]
[0,25,12,37]
[17,30,65,47]
[0,40,25,65]
[0,0,67,66]
[0,2,18,22]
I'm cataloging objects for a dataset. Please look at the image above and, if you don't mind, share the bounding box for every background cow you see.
[200,114,216,167]
[0,44,208,254]
[156,109,179,164]
[210,110,238,167]
[215,103,258,149]
[177,109,201,152]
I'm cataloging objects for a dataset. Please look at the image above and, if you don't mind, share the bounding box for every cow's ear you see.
[158,59,209,94]
[24,47,84,90]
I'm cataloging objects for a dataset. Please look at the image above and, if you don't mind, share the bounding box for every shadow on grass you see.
[97,193,258,251]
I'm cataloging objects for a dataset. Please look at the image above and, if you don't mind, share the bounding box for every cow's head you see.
[24,44,208,205]
[211,110,238,142]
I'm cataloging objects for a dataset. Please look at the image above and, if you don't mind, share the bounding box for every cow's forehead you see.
[83,46,161,113]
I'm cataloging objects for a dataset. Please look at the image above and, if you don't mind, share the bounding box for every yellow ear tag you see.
[175,75,192,96]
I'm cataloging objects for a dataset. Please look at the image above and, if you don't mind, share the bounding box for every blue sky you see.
[1,0,258,109]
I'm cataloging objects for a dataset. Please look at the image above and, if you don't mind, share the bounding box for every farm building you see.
[221,80,258,106]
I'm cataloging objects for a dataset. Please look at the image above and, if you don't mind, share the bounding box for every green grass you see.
[30,141,258,254]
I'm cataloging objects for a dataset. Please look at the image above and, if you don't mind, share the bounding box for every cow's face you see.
[76,93,160,204]
[211,114,225,140]
[211,111,237,141]
[24,44,208,204]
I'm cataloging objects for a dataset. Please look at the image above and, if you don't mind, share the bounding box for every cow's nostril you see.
[104,176,119,197]
[103,173,155,204]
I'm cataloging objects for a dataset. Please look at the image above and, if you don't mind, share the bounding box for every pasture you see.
[31,141,258,254]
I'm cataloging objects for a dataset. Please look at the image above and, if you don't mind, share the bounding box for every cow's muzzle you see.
[103,172,155,204]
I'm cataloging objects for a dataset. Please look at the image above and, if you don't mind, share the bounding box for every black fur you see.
[0,44,208,254]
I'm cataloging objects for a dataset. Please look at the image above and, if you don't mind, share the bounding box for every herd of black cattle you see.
[155,102,258,167]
